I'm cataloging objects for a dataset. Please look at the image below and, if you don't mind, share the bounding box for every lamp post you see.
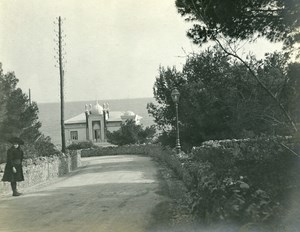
[171,88,181,154]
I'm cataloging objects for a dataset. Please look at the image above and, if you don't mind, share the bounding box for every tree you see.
[0,64,63,163]
[107,120,156,146]
[148,48,300,150]
[175,0,300,48]
[0,64,41,143]
[175,0,300,132]
[0,64,17,129]
[285,62,300,122]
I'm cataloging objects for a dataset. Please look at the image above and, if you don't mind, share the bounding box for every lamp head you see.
[171,88,180,103]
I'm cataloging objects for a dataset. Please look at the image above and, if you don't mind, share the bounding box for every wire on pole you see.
[54,16,67,153]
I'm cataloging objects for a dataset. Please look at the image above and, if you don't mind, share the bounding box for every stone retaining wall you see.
[80,144,157,157]
[0,150,81,195]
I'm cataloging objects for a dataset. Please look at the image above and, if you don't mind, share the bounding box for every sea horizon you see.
[35,96,155,104]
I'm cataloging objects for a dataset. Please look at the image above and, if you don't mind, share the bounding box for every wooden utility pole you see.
[56,16,66,153]
[28,88,31,105]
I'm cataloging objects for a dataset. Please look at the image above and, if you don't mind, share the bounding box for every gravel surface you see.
[0,155,167,232]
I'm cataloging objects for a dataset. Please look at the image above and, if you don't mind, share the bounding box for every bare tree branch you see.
[214,38,297,132]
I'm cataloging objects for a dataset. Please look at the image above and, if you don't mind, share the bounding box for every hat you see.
[8,137,24,145]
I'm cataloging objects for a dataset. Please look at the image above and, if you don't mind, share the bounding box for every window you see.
[70,131,78,140]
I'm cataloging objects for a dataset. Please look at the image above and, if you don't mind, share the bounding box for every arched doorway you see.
[92,121,101,142]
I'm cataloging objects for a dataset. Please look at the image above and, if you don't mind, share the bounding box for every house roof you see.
[65,113,86,124]
[107,111,124,122]
[64,111,127,124]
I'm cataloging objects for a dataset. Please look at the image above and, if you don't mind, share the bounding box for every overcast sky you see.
[0,0,282,103]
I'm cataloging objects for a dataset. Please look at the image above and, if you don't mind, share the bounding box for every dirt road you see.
[0,155,166,232]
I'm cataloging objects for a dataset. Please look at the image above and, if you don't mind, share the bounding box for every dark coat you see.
[2,146,24,182]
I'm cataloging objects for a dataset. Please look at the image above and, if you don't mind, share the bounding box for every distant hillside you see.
[38,98,155,145]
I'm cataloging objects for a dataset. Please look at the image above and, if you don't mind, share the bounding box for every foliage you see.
[175,0,300,48]
[186,137,300,225]
[33,135,62,157]
[106,120,156,146]
[175,0,300,131]
[285,62,300,123]
[70,140,300,227]
[148,48,300,149]
[67,141,97,150]
[128,138,300,227]
[0,64,41,143]
[0,135,62,162]
[80,144,159,157]
[189,168,281,224]
[0,63,59,160]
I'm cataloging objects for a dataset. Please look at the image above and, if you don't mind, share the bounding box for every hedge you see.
[186,136,300,226]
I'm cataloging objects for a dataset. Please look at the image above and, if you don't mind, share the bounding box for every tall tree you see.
[175,0,300,131]
[148,48,300,149]
[176,0,300,48]
[0,64,41,143]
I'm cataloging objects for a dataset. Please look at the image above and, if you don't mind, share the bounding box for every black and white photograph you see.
[0,0,300,231]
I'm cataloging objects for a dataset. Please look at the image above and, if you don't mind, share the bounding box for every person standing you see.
[2,137,25,196]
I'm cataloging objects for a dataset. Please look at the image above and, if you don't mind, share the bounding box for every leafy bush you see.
[187,137,300,225]
[67,141,96,150]
[34,135,61,157]
[189,163,281,224]
[1,135,62,162]
[107,120,156,146]
[21,135,61,158]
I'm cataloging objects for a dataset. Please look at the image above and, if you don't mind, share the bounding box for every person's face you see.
[13,143,19,148]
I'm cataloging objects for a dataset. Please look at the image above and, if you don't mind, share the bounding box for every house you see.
[64,101,142,144]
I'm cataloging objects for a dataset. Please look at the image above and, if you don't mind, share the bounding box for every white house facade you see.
[64,101,142,144]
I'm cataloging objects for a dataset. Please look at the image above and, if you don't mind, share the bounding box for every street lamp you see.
[171,88,181,154]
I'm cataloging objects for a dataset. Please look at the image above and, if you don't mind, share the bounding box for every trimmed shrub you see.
[67,141,96,150]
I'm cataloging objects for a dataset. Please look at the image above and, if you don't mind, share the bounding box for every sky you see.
[0,0,282,103]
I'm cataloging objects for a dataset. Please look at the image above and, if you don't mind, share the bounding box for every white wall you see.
[65,123,87,144]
